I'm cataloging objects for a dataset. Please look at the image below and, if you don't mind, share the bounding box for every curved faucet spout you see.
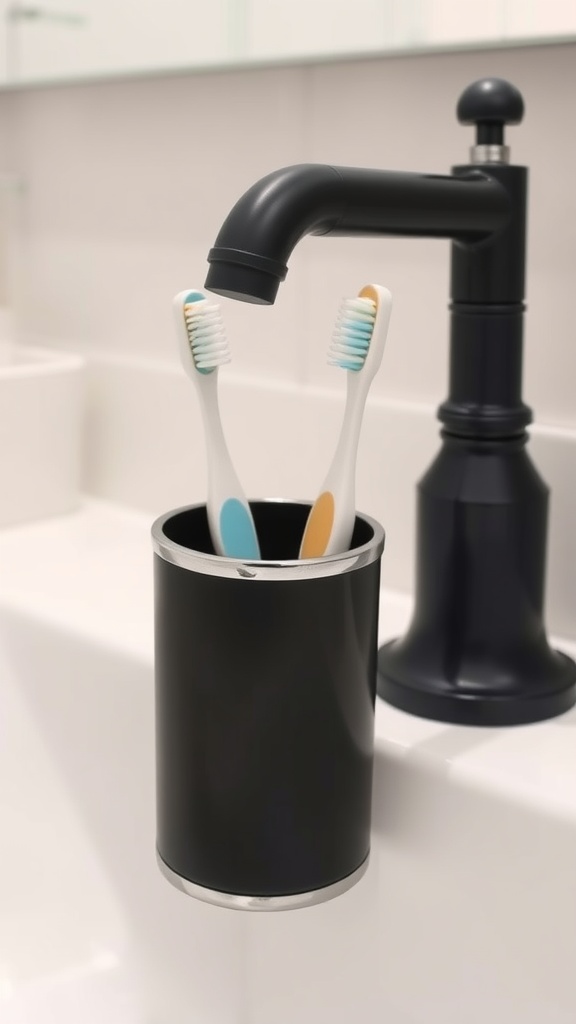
[204,163,509,304]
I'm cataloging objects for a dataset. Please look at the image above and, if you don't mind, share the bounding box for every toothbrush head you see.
[174,289,231,376]
[329,284,392,378]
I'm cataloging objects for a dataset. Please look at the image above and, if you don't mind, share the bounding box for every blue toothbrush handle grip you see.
[218,498,261,559]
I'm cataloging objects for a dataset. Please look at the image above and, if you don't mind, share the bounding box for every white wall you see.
[0,41,575,638]
[7,0,233,82]
[7,1,576,85]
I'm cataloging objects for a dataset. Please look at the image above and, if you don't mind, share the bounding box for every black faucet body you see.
[205,79,576,725]
[207,163,515,303]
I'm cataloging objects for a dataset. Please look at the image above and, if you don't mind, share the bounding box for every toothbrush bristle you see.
[184,299,231,371]
[329,296,376,371]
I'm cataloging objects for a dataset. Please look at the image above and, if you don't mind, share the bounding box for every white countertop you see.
[1,498,575,828]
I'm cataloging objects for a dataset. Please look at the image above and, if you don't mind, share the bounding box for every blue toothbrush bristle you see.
[329,296,376,371]
[183,296,231,374]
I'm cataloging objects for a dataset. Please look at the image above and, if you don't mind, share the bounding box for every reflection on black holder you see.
[152,500,384,911]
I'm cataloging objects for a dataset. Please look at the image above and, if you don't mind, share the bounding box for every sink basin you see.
[0,345,84,528]
[0,501,575,1023]
[0,610,141,1022]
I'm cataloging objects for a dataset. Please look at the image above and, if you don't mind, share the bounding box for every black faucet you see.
[205,78,576,727]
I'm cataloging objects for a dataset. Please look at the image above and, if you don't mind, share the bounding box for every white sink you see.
[0,610,141,1022]
[0,345,84,528]
[0,501,575,1023]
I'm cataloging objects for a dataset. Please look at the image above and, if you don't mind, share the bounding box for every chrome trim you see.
[470,143,510,165]
[151,499,384,581]
[156,851,369,911]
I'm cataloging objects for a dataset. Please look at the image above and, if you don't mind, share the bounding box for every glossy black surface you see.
[204,79,576,725]
[457,77,525,145]
[205,164,509,305]
[155,503,382,896]
[378,437,576,725]
[439,303,532,437]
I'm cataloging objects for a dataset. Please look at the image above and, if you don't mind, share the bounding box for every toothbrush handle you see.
[300,374,368,558]
[198,375,260,559]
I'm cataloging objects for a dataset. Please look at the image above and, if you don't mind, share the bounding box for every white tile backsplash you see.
[80,353,576,639]
[300,235,450,400]
[7,66,308,239]
[0,42,574,637]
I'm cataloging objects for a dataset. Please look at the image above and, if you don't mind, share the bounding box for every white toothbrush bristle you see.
[328,296,376,371]
[184,299,231,370]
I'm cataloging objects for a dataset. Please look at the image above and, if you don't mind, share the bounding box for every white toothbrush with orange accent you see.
[299,284,392,558]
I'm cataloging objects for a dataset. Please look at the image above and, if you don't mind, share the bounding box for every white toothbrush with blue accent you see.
[174,289,261,559]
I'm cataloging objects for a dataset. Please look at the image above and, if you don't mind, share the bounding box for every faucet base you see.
[377,432,576,727]
[377,641,576,727]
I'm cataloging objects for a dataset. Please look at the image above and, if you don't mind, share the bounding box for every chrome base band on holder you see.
[157,850,370,912]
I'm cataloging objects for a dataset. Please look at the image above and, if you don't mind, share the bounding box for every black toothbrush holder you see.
[152,500,384,910]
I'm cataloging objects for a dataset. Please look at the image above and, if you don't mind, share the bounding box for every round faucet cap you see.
[457,78,524,147]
